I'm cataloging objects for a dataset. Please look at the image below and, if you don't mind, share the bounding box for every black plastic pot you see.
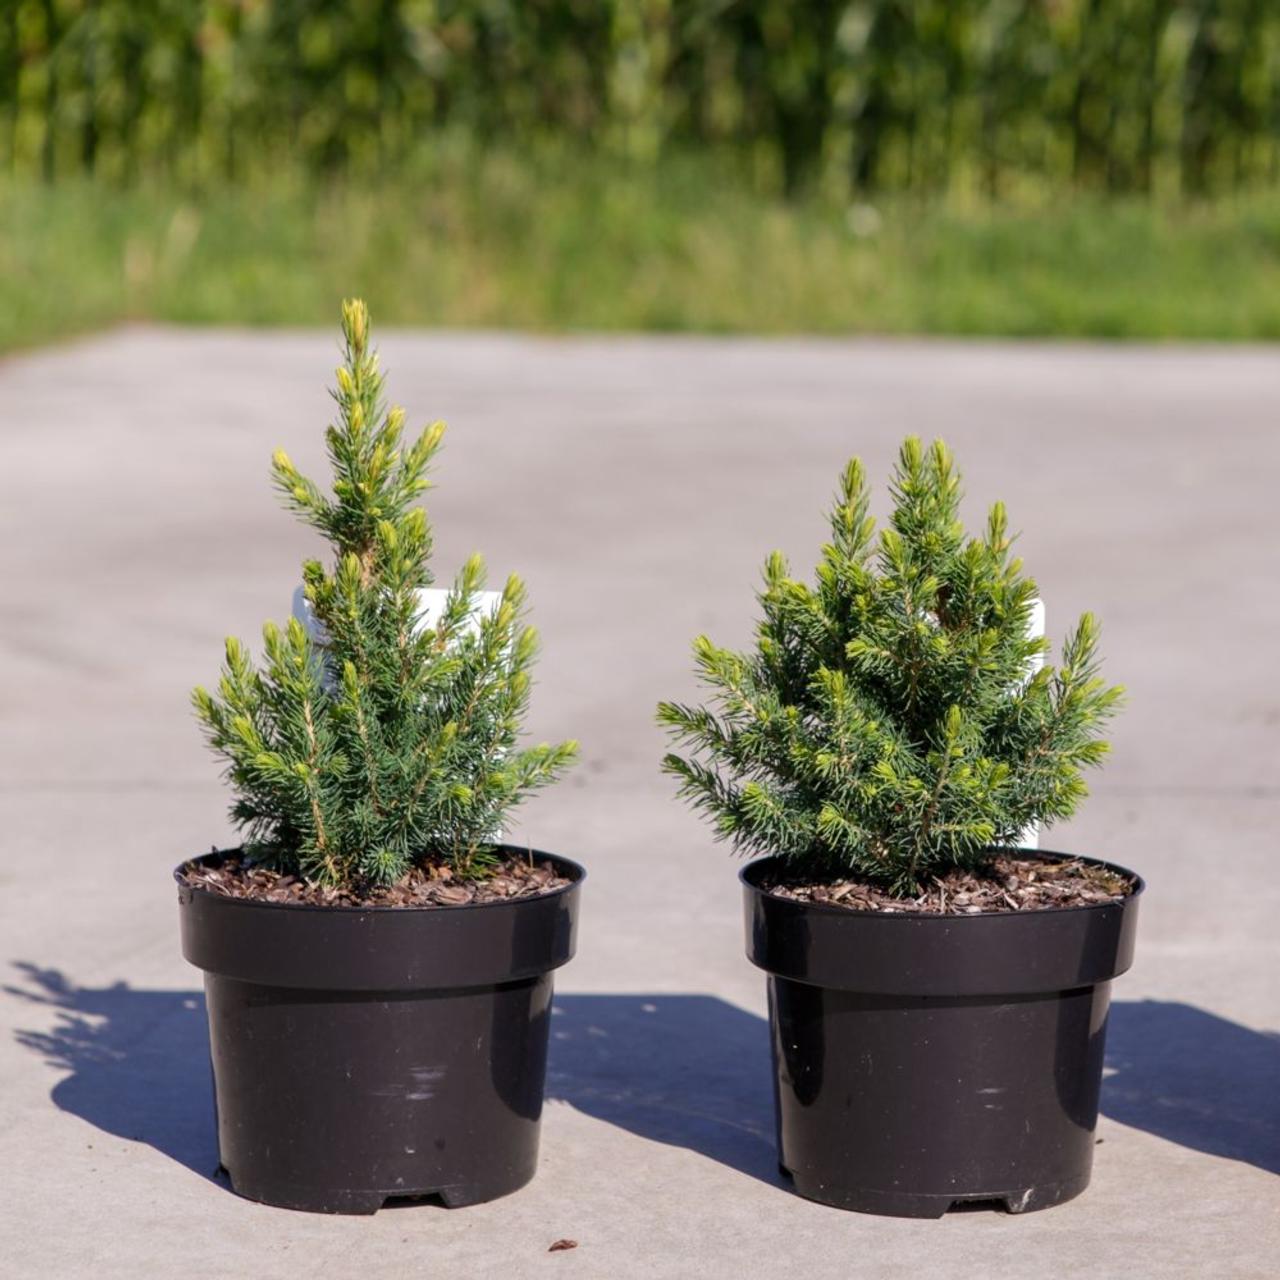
[177,847,583,1214]
[741,851,1142,1218]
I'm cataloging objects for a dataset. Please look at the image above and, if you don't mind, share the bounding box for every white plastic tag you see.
[291,585,507,843]
[1020,598,1046,850]
[291,585,504,660]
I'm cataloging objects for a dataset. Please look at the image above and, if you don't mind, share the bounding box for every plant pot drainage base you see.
[222,1169,533,1215]
[781,1167,1089,1218]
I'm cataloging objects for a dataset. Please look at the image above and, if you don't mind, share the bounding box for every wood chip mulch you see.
[764,854,1134,916]
[180,852,570,909]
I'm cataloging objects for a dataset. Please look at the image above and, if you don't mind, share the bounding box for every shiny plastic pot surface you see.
[741,851,1142,1218]
[178,847,584,1214]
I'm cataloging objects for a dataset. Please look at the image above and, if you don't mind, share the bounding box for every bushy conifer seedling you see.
[658,438,1123,897]
[194,300,577,890]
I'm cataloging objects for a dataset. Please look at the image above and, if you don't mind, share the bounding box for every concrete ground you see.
[0,330,1276,1279]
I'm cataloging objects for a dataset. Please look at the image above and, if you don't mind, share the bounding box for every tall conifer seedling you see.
[193,300,577,891]
[659,438,1123,896]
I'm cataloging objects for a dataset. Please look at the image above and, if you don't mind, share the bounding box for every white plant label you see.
[1021,598,1046,850]
[291,585,505,661]
[291,585,508,843]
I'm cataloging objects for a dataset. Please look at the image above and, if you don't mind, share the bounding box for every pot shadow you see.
[545,994,781,1186]
[5,962,220,1183]
[1103,999,1279,1176]
[5,965,780,1191]
[544,995,1280,1183]
[7,966,1275,1186]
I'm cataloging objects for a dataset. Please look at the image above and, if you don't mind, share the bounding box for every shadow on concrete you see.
[546,994,780,1186]
[5,963,219,1182]
[1104,999,1280,1176]
[545,996,1280,1184]
[7,968,1276,1185]
[5,969,780,1191]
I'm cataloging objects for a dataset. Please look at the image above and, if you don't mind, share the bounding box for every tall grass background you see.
[5,2,1280,346]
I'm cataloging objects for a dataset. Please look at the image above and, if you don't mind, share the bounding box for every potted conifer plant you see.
[659,438,1141,1218]
[178,300,582,1214]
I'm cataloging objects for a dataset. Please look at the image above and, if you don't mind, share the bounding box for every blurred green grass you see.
[6,157,1280,350]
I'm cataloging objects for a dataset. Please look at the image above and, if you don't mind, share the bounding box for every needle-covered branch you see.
[659,437,1122,896]
[194,300,577,889]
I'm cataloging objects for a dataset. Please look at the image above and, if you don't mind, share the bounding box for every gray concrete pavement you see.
[0,329,1276,1278]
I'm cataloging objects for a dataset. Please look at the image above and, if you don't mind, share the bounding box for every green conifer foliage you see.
[658,438,1123,896]
[193,300,577,888]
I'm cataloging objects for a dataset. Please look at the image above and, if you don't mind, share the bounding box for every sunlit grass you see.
[5,154,1280,350]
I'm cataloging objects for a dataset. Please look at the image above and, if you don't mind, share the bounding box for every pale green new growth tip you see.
[194,300,577,889]
[658,437,1123,896]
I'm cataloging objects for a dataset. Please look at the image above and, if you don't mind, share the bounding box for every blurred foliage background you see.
[5,0,1280,347]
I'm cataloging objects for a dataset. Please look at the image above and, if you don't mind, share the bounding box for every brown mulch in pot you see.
[180,851,571,908]
[764,854,1134,916]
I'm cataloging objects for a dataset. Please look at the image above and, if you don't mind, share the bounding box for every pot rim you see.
[739,848,1143,921]
[175,844,585,915]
